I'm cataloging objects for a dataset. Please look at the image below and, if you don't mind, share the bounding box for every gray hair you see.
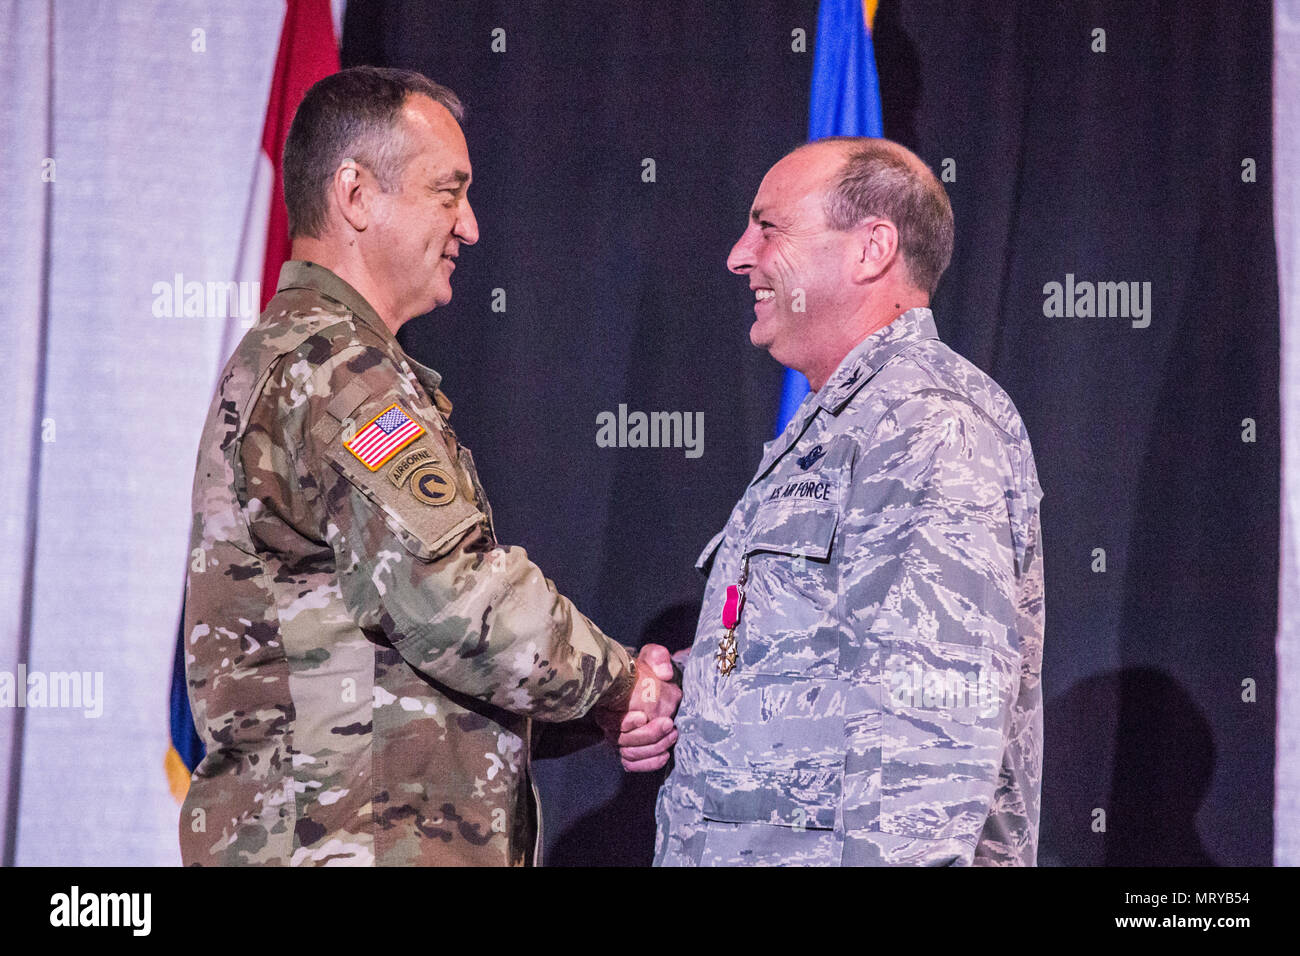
[810,137,954,296]
[283,66,465,239]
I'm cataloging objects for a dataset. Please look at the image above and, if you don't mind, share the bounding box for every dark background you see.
[341,0,1278,865]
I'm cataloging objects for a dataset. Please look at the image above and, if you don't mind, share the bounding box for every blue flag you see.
[166,604,204,799]
[775,0,884,434]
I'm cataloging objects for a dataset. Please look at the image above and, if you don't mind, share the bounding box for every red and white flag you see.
[258,0,341,310]
[345,404,426,470]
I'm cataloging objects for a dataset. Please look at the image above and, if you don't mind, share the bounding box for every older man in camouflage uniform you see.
[654,138,1044,866]
[181,67,680,866]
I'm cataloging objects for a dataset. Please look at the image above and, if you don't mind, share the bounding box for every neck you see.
[801,296,927,391]
[289,236,406,335]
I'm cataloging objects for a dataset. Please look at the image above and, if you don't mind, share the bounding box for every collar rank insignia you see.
[345,402,425,470]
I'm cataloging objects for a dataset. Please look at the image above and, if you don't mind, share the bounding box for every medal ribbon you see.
[716,557,748,675]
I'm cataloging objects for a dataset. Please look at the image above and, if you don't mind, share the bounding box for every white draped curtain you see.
[1275,0,1300,867]
[0,0,287,865]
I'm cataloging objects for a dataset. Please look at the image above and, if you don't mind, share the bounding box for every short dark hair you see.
[283,66,464,239]
[811,137,954,296]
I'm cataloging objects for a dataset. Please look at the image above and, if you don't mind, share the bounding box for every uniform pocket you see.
[877,636,1016,843]
[695,766,844,866]
[738,505,840,676]
[701,672,848,790]
[701,767,839,830]
[745,490,839,559]
[326,449,485,562]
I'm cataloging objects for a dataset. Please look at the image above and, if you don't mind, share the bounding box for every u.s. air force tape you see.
[408,464,457,506]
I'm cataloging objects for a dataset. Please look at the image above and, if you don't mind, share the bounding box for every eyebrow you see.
[433,170,471,189]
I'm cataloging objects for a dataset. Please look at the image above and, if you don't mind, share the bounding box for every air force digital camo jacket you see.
[655,307,1045,866]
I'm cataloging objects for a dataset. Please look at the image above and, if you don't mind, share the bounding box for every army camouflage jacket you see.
[655,308,1044,866]
[181,260,634,866]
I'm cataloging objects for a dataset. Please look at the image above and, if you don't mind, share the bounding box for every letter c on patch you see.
[409,465,457,506]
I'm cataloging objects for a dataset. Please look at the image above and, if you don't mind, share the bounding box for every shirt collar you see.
[275,259,444,392]
[748,307,940,488]
[814,307,939,415]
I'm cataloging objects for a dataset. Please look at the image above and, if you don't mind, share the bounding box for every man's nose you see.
[455,197,479,246]
[727,230,754,275]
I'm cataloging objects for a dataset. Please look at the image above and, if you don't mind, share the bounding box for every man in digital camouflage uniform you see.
[181,67,680,866]
[655,138,1044,866]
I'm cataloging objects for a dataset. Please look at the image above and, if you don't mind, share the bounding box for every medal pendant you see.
[718,579,745,675]
[716,627,738,676]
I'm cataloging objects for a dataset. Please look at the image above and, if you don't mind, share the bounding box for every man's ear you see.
[332,160,371,233]
[851,218,900,284]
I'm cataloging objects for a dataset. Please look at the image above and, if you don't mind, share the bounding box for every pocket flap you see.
[744,503,838,561]
[326,445,485,562]
[701,767,840,831]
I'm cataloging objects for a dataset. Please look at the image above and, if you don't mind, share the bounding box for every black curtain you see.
[342,0,1278,866]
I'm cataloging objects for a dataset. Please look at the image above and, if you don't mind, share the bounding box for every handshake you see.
[594,644,684,772]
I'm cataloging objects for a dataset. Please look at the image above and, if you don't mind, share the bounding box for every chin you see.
[759,334,796,369]
[425,286,452,312]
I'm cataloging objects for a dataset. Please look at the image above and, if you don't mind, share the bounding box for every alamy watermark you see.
[1042,273,1151,328]
[0,665,103,718]
[50,886,150,936]
[596,404,703,459]
[885,659,1006,719]
[152,273,260,325]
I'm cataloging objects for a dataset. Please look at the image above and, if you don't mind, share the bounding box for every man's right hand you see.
[595,644,682,772]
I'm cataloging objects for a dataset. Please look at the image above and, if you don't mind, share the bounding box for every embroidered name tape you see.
[345,403,425,471]
[765,476,838,504]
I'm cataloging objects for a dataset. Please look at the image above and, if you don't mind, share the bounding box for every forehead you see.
[753,145,842,223]
[398,95,470,174]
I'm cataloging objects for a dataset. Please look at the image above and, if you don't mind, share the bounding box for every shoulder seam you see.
[903,386,1021,447]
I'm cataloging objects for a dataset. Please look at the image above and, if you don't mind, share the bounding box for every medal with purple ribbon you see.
[716,559,747,675]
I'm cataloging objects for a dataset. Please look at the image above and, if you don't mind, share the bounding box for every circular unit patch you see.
[409,464,457,506]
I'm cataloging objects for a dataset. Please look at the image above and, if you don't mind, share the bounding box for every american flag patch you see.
[344,403,425,470]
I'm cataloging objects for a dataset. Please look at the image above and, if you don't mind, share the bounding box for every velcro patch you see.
[344,403,425,471]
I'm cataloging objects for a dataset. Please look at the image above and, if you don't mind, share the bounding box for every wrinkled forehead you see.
[753,146,842,223]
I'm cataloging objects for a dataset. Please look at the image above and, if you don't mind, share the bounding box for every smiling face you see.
[726,145,864,374]
[366,94,479,319]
